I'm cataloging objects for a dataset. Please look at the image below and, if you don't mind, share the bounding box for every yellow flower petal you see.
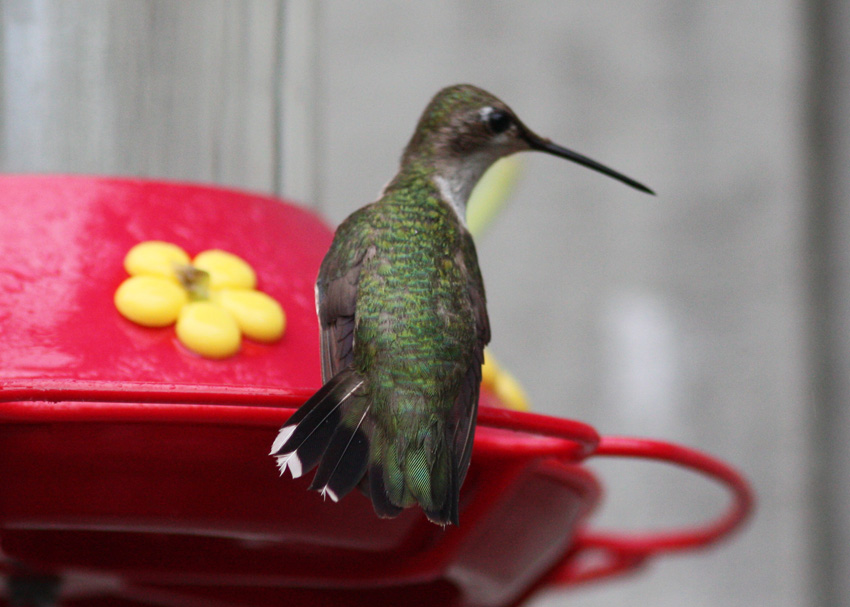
[480,350,531,411]
[176,301,242,358]
[466,157,522,238]
[115,275,188,327]
[124,241,190,280]
[494,371,531,412]
[213,288,286,342]
[193,250,256,290]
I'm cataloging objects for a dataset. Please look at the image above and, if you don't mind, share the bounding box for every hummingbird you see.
[271,84,653,525]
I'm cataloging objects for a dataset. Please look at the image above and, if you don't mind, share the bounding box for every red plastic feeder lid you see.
[0,176,753,607]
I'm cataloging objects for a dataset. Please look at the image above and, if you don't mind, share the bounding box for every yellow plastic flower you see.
[115,241,285,359]
[481,349,531,411]
[466,156,522,238]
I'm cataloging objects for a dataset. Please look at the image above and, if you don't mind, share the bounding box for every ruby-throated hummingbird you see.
[271,84,653,525]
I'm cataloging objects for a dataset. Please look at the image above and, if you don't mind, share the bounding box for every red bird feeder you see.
[0,177,752,607]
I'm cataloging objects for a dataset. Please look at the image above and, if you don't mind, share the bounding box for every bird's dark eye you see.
[486,110,512,134]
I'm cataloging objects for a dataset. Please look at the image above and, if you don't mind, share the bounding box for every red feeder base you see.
[0,177,753,607]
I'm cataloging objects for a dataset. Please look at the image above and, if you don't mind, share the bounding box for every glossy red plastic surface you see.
[0,177,753,607]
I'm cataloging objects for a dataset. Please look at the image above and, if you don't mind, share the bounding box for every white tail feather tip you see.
[274,451,303,479]
[320,486,339,503]
[270,425,297,455]
[275,456,289,476]
[287,453,303,478]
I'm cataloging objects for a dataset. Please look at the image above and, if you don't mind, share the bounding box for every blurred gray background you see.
[1,1,844,605]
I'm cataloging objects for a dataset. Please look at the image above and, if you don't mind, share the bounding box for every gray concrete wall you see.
[0,1,833,605]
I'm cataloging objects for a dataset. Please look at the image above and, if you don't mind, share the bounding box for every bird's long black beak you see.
[522,129,655,195]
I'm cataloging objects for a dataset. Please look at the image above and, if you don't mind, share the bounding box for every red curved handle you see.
[549,435,755,586]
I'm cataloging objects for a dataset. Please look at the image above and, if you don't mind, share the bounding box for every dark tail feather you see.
[419,437,460,527]
[368,467,404,518]
[367,427,404,519]
[308,403,371,502]
[369,423,460,526]
[270,369,364,480]
[423,460,460,526]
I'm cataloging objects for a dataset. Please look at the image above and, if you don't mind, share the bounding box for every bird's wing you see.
[315,212,374,382]
[451,230,491,493]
